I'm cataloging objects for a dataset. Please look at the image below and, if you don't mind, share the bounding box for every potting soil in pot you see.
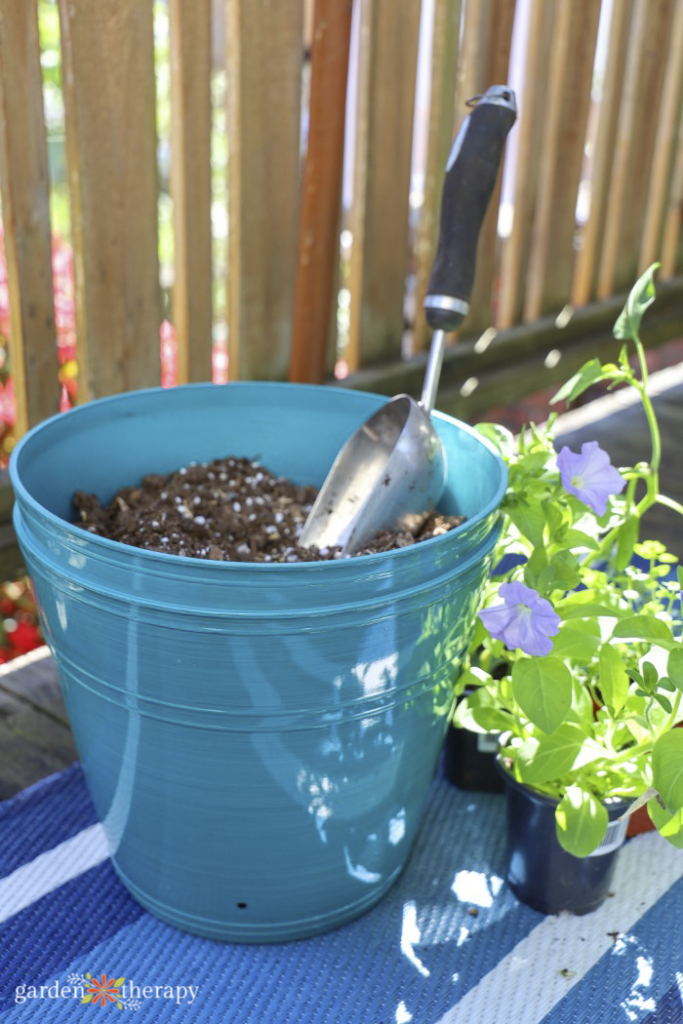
[73,454,465,562]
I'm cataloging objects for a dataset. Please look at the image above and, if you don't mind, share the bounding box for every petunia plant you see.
[455,264,683,858]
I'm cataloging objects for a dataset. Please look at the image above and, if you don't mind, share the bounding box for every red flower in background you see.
[160,318,177,388]
[7,621,41,655]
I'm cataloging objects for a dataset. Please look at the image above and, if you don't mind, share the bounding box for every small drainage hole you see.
[237,902,248,909]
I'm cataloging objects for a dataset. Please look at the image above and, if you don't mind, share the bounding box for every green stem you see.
[632,332,661,477]
[607,692,683,773]
[607,737,653,771]
[668,691,682,730]
[656,494,683,517]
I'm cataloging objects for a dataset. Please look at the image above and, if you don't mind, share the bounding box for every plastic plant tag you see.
[586,815,628,858]
[477,733,499,754]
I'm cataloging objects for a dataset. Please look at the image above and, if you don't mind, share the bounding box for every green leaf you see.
[611,615,673,644]
[618,345,630,371]
[652,731,683,813]
[560,529,600,552]
[643,661,659,688]
[555,786,609,857]
[598,643,630,714]
[615,515,640,572]
[475,422,515,456]
[454,701,511,735]
[654,693,673,714]
[569,677,597,730]
[518,451,553,474]
[667,648,683,693]
[552,622,601,663]
[647,798,683,849]
[550,359,604,406]
[613,264,659,340]
[523,545,548,588]
[544,502,564,537]
[511,657,573,735]
[538,551,581,594]
[516,722,588,785]
[560,601,623,621]
[507,503,546,547]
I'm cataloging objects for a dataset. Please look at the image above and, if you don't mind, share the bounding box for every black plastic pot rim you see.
[495,753,631,815]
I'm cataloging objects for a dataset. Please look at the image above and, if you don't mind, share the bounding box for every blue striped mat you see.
[1,762,681,1023]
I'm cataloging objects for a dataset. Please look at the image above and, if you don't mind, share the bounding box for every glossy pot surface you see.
[10,383,506,941]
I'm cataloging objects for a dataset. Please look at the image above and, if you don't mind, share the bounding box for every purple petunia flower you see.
[478,581,561,656]
[556,441,626,517]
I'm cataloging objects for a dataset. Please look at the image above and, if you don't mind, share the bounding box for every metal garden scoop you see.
[300,85,517,557]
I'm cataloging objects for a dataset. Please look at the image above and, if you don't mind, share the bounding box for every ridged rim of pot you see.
[9,381,508,574]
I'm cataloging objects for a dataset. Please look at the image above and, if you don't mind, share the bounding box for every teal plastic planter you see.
[10,383,506,942]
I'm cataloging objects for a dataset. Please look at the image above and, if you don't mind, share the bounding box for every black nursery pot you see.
[443,722,505,792]
[497,760,629,915]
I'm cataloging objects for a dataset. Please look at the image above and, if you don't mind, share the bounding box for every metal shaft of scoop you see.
[420,330,446,415]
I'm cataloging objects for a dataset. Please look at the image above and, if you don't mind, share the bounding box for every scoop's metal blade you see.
[299,395,446,556]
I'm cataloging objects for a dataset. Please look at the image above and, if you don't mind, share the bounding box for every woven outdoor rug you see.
[1,763,682,1023]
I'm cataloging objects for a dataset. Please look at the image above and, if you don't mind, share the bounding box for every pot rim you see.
[10,381,508,572]
[495,752,632,813]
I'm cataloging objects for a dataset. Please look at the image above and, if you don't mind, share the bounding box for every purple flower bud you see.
[478,581,561,656]
[556,441,626,516]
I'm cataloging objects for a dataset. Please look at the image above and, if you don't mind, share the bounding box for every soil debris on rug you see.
[73,456,464,562]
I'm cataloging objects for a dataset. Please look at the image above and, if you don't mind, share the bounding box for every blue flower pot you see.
[10,383,506,942]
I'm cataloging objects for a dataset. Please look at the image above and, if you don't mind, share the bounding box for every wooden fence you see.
[0,0,683,578]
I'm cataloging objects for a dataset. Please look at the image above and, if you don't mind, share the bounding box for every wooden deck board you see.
[0,647,77,799]
[1,365,682,799]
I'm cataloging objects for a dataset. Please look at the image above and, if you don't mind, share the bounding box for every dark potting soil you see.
[73,455,465,563]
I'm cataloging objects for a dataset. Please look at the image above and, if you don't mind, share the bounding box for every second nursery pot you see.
[10,382,506,942]
[442,694,504,793]
[497,760,628,915]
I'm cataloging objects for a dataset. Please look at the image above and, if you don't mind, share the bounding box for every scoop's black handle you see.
[425,87,517,332]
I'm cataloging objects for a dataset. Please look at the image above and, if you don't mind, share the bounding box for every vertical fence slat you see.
[289,0,353,384]
[347,0,421,370]
[523,0,600,321]
[0,0,59,435]
[639,0,683,274]
[598,0,675,298]
[660,105,683,278]
[412,0,461,355]
[226,0,303,381]
[452,0,515,337]
[58,0,161,401]
[169,0,213,383]
[571,0,633,307]
[497,0,555,329]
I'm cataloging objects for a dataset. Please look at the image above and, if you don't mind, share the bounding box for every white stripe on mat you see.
[0,823,109,924]
[436,831,683,1024]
